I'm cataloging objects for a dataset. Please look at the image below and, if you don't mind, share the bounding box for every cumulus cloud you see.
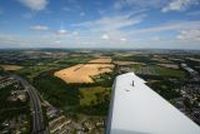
[72,12,144,45]
[17,0,48,11]
[30,25,49,31]
[177,29,200,41]
[162,0,199,12]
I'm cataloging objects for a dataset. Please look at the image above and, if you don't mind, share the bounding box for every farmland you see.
[54,58,114,83]
[0,64,23,71]
[0,49,200,133]
[158,64,179,69]
[131,64,185,78]
[88,57,112,63]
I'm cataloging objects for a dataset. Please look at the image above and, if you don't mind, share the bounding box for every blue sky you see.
[0,0,199,49]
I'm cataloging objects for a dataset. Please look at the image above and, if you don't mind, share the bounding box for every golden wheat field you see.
[54,58,114,83]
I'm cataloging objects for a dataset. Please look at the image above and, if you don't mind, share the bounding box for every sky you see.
[0,0,200,49]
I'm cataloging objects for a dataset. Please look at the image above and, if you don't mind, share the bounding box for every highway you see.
[12,75,48,134]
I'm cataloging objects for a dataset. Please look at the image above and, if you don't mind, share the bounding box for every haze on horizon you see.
[0,0,200,49]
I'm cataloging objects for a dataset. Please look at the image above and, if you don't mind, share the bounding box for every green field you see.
[79,86,111,106]
[113,55,153,63]
[131,64,185,78]
[79,86,111,116]
[15,55,94,82]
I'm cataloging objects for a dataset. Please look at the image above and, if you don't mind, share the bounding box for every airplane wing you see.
[106,72,200,134]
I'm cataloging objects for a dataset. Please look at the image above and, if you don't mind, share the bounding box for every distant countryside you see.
[0,49,199,133]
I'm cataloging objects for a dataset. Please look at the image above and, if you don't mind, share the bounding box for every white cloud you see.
[101,34,109,40]
[162,0,199,12]
[55,40,62,44]
[124,20,200,46]
[73,13,145,32]
[56,29,67,35]
[0,33,72,48]
[128,20,200,34]
[17,0,48,11]
[0,30,199,49]
[30,25,49,31]
[151,36,161,41]
[177,29,200,41]
[120,38,127,42]
[72,31,79,36]
[72,12,144,45]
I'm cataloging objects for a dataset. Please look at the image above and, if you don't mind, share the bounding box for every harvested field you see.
[186,57,200,62]
[54,63,114,83]
[114,61,146,66]
[158,64,179,69]
[88,58,112,64]
[152,55,171,63]
[0,64,23,71]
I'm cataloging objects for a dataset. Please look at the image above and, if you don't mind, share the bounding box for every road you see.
[12,75,48,134]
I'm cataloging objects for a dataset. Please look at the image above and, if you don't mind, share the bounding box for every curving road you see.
[12,75,48,134]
